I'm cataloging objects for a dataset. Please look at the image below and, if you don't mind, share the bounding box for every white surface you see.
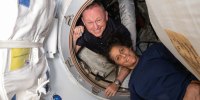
[44,54,107,100]
[45,18,58,58]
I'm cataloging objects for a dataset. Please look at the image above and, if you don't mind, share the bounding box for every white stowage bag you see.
[118,0,137,50]
[78,47,117,78]
[0,0,55,100]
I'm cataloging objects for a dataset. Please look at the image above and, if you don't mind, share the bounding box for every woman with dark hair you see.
[106,33,200,100]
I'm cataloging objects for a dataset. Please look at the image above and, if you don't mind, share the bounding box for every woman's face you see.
[109,45,138,69]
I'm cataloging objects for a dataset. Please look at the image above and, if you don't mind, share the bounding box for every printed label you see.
[165,29,200,75]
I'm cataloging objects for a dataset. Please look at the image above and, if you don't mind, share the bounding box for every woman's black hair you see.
[105,33,133,64]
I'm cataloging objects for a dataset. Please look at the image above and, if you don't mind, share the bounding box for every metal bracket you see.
[64,15,74,26]
[92,86,101,95]
[65,57,74,67]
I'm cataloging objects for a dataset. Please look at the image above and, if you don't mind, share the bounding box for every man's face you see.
[82,5,108,38]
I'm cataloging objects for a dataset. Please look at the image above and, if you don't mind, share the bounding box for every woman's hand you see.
[104,83,119,97]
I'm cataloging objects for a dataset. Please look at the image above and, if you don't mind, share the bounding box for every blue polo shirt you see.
[76,18,131,55]
[129,43,197,100]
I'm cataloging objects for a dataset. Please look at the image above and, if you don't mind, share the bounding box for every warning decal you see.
[165,29,200,76]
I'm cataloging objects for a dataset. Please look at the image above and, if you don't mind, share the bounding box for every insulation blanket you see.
[0,0,55,100]
[146,0,200,79]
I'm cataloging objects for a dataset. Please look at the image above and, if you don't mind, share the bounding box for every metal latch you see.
[64,15,74,26]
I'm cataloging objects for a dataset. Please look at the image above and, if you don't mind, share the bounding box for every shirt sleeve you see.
[76,36,85,46]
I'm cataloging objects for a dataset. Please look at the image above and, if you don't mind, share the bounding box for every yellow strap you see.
[10,48,30,71]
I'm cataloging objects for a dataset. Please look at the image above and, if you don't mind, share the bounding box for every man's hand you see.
[73,26,84,52]
[104,83,119,97]
[73,25,84,42]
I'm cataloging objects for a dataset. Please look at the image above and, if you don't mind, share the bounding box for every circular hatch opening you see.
[59,0,158,99]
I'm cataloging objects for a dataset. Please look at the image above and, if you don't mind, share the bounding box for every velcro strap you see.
[0,40,42,48]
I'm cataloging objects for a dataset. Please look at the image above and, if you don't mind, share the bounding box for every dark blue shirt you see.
[76,18,131,55]
[129,43,197,100]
